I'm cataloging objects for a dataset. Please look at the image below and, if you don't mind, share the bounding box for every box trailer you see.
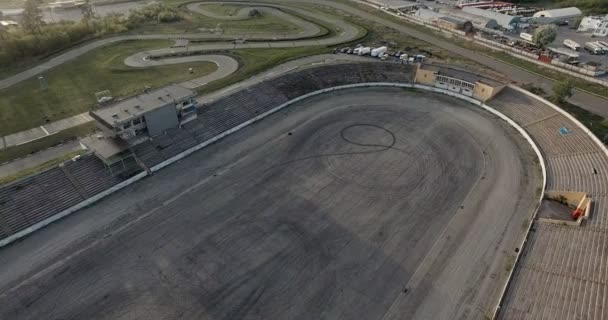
[358,47,371,55]
[584,42,603,54]
[563,39,581,51]
[594,41,608,53]
[371,46,388,57]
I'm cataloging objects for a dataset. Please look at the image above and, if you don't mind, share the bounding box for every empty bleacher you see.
[0,62,421,244]
[525,114,599,156]
[62,154,125,198]
[489,87,559,127]
[0,167,84,237]
[490,87,608,320]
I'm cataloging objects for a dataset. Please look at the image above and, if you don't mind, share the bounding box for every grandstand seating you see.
[489,88,608,320]
[0,62,416,243]
[0,61,606,318]
[489,87,559,127]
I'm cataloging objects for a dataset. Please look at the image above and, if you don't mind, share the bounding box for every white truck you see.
[595,41,608,53]
[563,39,581,51]
[371,46,388,57]
[358,47,371,55]
[519,32,533,42]
[584,42,604,54]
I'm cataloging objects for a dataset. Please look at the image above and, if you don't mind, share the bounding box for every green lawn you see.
[185,3,305,35]
[0,40,217,136]
[197,3,254,16]
[199,46,332,95]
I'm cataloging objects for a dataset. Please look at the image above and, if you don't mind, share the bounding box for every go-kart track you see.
[0,1,362,90]
[0,88,540,319]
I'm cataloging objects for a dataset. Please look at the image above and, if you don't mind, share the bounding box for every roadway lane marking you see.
[40,126,50,136]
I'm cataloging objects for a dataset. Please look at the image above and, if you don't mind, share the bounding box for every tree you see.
[22,0,44,34]
[533,24,557,48]
[552,80,573,104]
[80,0,97,23]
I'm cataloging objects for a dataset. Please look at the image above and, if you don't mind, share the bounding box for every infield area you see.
[0,87,541,319]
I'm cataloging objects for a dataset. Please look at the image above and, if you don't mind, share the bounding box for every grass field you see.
[197,3,258,16]
[200,46,331,94]
[145,3,307,35]
[0,40,217,136]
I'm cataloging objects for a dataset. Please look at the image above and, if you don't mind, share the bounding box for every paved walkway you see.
[0,140,83,178]
[1,113,94,150]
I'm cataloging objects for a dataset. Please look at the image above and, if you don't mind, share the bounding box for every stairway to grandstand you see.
[489,87,608,320]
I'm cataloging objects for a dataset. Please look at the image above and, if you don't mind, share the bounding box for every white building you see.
[533,7,582,24]
[462,7,521,30]
[578,15,608,37]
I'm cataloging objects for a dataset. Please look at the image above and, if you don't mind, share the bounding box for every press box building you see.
[90,84,198,144]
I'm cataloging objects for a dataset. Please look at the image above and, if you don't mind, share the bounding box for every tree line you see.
[0,0,183,68]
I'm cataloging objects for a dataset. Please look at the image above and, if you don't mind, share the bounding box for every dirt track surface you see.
[0,88,540,319]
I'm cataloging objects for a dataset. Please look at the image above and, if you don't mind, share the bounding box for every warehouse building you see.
[462,7,521,30]
[533,7,582,24]
[90,84,198,145]
[415,64,504,101]
[415,9,474,32]
[441,9,498,29]
[415,8,446,21]
[437,16,474,32]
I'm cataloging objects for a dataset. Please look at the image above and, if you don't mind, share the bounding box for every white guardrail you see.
[0,83,549,320]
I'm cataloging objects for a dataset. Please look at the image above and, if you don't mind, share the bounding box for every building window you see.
[133,118,142,125]
[123,122,132,129]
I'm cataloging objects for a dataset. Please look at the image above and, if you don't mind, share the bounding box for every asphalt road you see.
[0,88,540,319]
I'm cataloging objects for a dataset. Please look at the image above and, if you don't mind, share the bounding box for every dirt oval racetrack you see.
[0,87,541,320]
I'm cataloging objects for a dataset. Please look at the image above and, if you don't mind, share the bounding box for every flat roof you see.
[533,7,582,18]
[91,84,195,126]
[438,16,468,25]
[80,134,129,162]
[421,64,503,87]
